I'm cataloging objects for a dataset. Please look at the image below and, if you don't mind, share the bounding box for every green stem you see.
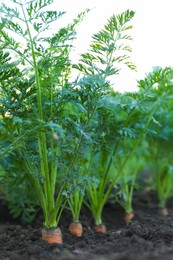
[125,163,139,213]
[20,2,52,213]
[99,139,120,196]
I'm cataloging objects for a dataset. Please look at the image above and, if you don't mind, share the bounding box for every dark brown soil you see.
[1,192,173,260]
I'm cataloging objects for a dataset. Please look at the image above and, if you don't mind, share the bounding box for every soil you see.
[1,192,173,260]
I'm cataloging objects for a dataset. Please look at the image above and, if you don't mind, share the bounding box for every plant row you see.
[0,0,173,243]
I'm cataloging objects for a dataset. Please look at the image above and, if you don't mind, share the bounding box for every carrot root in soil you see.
[124,213,135,224]
[94,224,107,233]
[158,207,169,217]
[69,222,83,237]
[42,227,63,244]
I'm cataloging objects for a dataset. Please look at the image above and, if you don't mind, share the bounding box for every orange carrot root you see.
[69,222,83,237]
[94,224,107,234]
[42,227,63,244]
[124,213,134,224]
[158,207,169,217]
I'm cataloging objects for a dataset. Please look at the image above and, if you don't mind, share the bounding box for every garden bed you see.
[1,192,173,260]
[1,2,173,260]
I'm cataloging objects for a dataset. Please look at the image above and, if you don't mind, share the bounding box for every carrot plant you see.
[146,138,173,216]
[156,163,173,215]
[0,50,40,223]
[68,190,84,236]
[73,10,140,231]
[0,0,90,243]
[76,12,161,231]
[83,65,173,230]
[114,140,148,223]
[141,67,173,215]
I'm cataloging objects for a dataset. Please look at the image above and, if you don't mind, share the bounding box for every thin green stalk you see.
[87,103,97,126]
[99,139,120,197]
[49,66,57,209]
[124,163,139,214]
[23,154,48,223]
[86,185,101,223]
[47,182,67,227]
[68,191,84,222]
[128,166,138,204]
[20,2,52,213]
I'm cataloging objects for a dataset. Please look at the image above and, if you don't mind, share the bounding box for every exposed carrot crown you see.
[69,222,83,237]
[94,224,107,234]
[158,207,169,217]
[124,213,135,224]
[42,227,63,244]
